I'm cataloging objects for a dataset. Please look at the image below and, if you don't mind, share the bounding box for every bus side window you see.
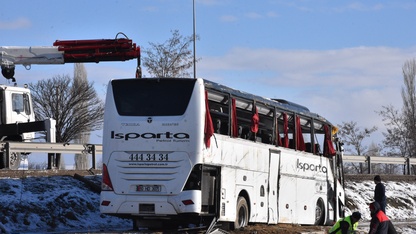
[288,115,295,149]
[305,142,312,153]
[220,121,229,135]
[256,104,274,145]
[241,127,251,139]
[315,144,321,155]
[234,98,253,140]
[278,112,295,149]
[212,118,229,135]
[261,130,272,144]
[289,139,295,149]
[214,119,222,134]
[305,142,322,154]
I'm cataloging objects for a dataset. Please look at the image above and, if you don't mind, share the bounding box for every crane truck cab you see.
[0,84,36,140]
[0,84,36,169]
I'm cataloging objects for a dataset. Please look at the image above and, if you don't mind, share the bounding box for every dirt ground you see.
[229,223,331,234]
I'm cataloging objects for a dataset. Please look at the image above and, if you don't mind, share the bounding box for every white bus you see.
[100,78,345,230]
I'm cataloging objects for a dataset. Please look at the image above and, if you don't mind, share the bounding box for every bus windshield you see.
[112,78,196,116]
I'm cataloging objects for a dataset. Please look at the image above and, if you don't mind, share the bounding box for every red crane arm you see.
[53,38,140,63]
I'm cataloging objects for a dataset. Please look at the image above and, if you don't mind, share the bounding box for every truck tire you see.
[0,152,21,169]
[234,196,249,229]
[0,153,5,169]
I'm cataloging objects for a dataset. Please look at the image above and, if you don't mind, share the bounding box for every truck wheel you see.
[0,152,21,170]
[315,198,325,225]
[234,196,249,229]
[10,152,21,170]
[0,153,5,169]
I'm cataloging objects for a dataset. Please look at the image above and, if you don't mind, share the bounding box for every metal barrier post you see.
[5,142,10,169]
[45,118,56,143]
[91,144,96,169]
[56,153,61,169]
[47,153,55,169]
[406,158,410,175]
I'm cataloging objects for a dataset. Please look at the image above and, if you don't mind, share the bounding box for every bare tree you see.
[73,63,91,169]
[367,142,382,173]
[337,121,377,174]
[401,58,416,174]
[29,74,104,144]
[142,29,199,78]
[377,105,409,157]
[337,121,378,155]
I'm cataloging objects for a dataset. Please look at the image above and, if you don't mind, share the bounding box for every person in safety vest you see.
[368,201,397,234]
[329,211,361,234]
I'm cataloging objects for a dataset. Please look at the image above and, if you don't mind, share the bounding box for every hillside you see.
[343,174,416,221]
[0,171,415,233]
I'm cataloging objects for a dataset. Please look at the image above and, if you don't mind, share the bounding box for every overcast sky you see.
[2,0,416,150]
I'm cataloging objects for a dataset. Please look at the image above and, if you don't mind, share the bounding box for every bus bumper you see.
[100,190,202,215]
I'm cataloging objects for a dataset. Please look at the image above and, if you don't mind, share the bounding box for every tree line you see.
[338,59,416,175]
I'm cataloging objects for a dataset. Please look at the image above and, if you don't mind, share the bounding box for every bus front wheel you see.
[234,196,249,229]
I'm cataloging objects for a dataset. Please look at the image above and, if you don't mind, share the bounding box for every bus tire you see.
[234,196,249,229]
[315,198,325,225]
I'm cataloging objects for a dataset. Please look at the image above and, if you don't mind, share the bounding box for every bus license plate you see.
[129,153,169,161]
[137,185,161,192]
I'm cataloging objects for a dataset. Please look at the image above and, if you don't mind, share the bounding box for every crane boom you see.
[0,46,65,65]
[0,34,142,169]
[0,35,141,81]
[53,38,140,63]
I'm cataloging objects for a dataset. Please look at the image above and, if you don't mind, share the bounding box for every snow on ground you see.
[345,179,416,221]
[0,175,415,233]
[344,179,416,233]
[0,175,131,233]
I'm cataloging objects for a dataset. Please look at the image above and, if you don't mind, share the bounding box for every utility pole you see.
[193,0,197,79]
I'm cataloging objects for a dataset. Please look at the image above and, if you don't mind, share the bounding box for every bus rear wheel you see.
[234,196,249,229]
[315,198,325,225]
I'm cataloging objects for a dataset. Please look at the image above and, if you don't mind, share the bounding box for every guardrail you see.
[0,142,102,169]
[2,142,415,174]
[343,155,416,175]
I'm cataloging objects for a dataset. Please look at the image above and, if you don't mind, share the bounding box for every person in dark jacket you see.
[374,175,387,214]
[368,201,397,234]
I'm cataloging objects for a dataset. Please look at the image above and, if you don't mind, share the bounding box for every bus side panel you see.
[278,174,297,223]
[235,170,269,223]
[205,136,334,225]
[218,166,236,222]
[278,150,330,225]
[205,136,271,224]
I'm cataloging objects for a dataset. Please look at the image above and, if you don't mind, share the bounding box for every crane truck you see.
[0,33,141,169]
